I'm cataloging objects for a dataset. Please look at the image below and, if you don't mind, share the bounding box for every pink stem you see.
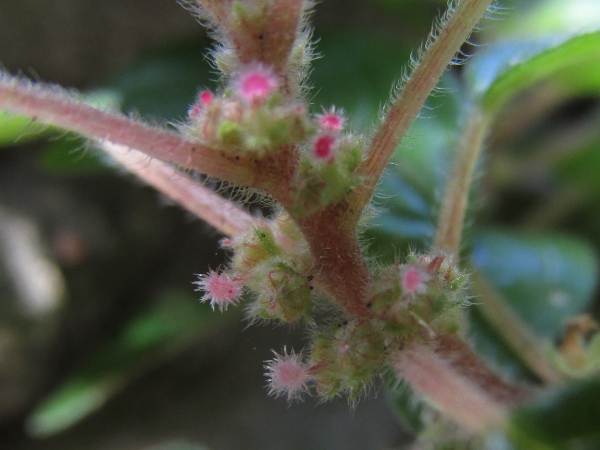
[101,141,258,237]
[394,340,508,432]
[0,74,255,187]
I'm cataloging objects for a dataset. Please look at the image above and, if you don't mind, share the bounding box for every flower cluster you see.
[184,64,311,156]
[184,62,364,215]
[292,108,364,216]
[367,250,469,336]
[203,217,315,324]
[197,245,469,402]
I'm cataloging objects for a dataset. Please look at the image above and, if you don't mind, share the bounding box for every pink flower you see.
[199,90,214,105]
[312,134,336,161]
[265,347,311,401]
[195,270,242,312]
[400,265,429,297]
[234,64,279,103]
[188,90,214,120]
[317,106,345,131]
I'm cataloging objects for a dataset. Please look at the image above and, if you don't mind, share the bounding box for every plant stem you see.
[394,339,508,432]
[101,141,258,237]
[351,0,493,220]
[0,74,255,186]
[435,107,488,254]
[471,271,566,384]
[294,202,371,318]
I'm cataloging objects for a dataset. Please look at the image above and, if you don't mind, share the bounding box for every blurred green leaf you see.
[495,0,600,38]
[466,31,600,116]
[40,134,112,175]
[388,382,427,435]
[26,291,236,437]
[510,377,600,449]
[0,110,51,146]
[467,308,532,381]
[555,135,600,197]
[310,30,410,131]
[471,229,598,340]
[106,41,213,121]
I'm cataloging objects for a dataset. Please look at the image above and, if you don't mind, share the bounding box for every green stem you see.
[471,271,566,384]
[435,107,488,254]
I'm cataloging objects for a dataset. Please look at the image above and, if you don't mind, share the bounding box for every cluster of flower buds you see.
[260,250,469,402]
[185,64,312,156]
[291,108,365,216]
[184,61,365,214]
[309,319,386,400]
[198,245,469,402]
[197,218,314,324]
[367,250,469,336]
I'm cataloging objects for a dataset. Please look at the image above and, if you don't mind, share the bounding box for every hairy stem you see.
[471,271,566,384]
[0,74,255,186]
[394,340,508,432]
[101,141,258,237]
[435,107,488,254]
[350,0,493,220]
[395,333,532,432]
[295,202,371,318]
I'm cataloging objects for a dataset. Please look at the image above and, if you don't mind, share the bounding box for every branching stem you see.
[350,0,493,221]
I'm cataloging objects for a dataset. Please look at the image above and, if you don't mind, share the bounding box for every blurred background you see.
[1,0,600,449]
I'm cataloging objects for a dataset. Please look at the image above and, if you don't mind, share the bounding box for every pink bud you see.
[265,347,311,401]
[234,64,279,103]
[313,134,336,161]
[200,90,214,105]
[188,91,213,120]
[195,270,242,312]
[401,265,428,297]
[317,106,345,131]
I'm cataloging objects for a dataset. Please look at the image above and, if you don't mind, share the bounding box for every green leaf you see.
[0,110,51,146]
[310,30,410,131]
[495,0,600,39]
[510,377,600,448]
[26,291,236,437]
[470,229,598,340]
[40,134,113,175]
[106,41,214,121]
[465,31,600,116]
[388,381,427,435]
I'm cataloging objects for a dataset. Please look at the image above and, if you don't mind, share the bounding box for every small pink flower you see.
[195,270,242,312]
[317,106,345,131]
[265,347,311,401]
[312,134,336,161]
[234,64,279,103]
[400,265,429,297]
[188,90,214,120]
[199,90,214,105]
